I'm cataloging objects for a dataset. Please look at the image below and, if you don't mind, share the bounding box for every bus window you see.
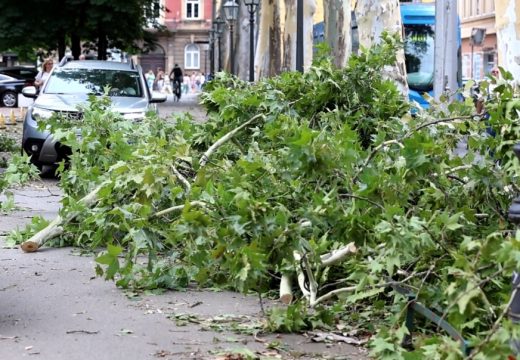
[404,24,435,92]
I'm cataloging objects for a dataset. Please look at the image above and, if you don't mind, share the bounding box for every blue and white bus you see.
[313,3,462,109]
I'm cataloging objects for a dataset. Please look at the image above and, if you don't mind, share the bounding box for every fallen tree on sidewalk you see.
[11,35,520,359]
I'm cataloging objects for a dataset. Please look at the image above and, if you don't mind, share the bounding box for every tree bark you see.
[355,0,408,95]
[283,0,297,71]
[324,0,351,68]
[303,0,317,70]
[495,0,520,82]
[235,3,252,80]
[279,274,293,304]
[255,0,283,78]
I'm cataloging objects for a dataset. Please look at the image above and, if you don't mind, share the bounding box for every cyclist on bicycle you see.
[169,64,183,101]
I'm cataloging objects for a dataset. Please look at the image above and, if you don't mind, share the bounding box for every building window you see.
[186,0,200,19]
[185,44,200,69]
[463,54,471,79]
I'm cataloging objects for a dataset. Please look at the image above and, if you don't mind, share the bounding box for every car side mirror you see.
[150,92,167,103]
[22,86,38,98]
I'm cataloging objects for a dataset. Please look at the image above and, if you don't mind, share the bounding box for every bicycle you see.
[172,78,182,102]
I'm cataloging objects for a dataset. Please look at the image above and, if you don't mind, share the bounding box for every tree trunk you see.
[235,3,252,80]
[98,31,108,60]
[71,33,81,60]
[324,0,351,68]
[57,36,66,60]
[495,0,520,81]
[255,0,283,78]
[355,0,408,95]
[303,0,317,70]
[283,0,297,71]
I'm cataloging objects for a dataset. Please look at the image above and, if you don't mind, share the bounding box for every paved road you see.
[0,99,368,360]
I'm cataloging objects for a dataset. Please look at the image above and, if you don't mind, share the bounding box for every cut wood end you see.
[280,294,293,305]
[21,241,39,253]
[347,242,357,253]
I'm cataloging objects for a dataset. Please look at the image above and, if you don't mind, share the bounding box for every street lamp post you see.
[296,0,304,72]
[214,16,225,72]
[209,29,215,78]
[223,0,239,75]
[244,0,259,82]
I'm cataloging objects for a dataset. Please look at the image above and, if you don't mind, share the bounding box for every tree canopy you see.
[0,0,163,61]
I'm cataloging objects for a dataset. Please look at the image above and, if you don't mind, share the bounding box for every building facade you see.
[139,0,213,78]
[458,0,497,81]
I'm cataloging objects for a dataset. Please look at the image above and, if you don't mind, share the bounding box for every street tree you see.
[355,0,408,95]
[0,0,161,61]
[255,0,283,78]
[495,0,520,81]
[323,0,352,68]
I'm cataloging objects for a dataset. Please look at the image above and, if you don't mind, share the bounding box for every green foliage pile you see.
[0,154,40,210]
[13,35,520,358]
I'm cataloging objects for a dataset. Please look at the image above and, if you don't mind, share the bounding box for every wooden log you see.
[21,183,104,252]
[279,274,293,304]
[320,242,357,267]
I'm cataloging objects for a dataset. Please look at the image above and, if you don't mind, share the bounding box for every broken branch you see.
[21,183,105,253]
[199,113,264,168]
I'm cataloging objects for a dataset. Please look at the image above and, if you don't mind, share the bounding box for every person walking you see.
[145,69,155,90]
[154,70,165,92]
[34,58,54,89]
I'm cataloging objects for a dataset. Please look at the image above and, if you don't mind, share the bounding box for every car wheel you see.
[2,91,17,107]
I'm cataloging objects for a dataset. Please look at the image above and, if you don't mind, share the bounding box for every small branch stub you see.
[279,274,293,304]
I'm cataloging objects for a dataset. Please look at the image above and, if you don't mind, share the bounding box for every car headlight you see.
[32,107,54,121]
[122,112,146,121]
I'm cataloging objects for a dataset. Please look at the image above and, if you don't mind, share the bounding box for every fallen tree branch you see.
[293,251,310,299]
[279,274,293,304]
[171,165,191,193]
[302,254,318,306]
[199,113,264,168]
[320,242,357,267]
[21,183,106,253]
[152,201,207,218]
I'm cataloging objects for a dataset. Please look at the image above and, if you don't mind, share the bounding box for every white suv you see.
[21,58,166,167]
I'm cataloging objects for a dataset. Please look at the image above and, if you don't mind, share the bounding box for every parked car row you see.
[0,67,37,107]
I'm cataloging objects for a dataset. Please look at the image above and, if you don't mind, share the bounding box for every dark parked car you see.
[21,58,166,168]
[0,67,37,107]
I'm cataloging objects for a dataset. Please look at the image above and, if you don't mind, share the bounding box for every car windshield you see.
[404,24,435,92]
[44,68,142,97]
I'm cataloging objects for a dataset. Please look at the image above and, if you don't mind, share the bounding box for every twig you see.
[466,286,518,360]
[447,175,467,184]
[66,330,99,335]
[338,193,385,210]
[258,292,266,316]
[199,113,264,168]
[405,115,473,137]
[438,267,505,331]
[352,140,404,182]
[152,201,207,218]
